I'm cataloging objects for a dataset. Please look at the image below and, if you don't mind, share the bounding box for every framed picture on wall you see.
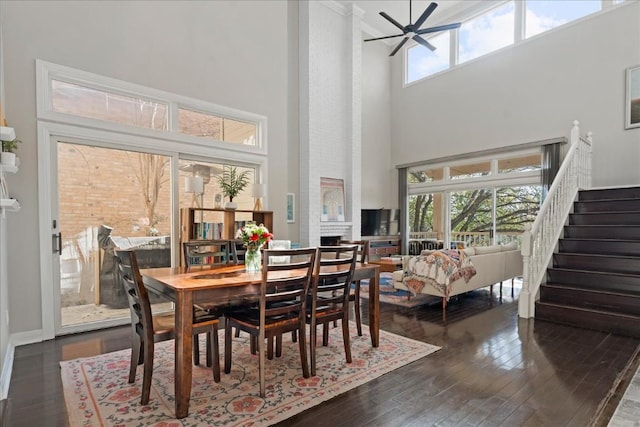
[286,193,295,223]
[320,177,345,222]
[626,65,640,129]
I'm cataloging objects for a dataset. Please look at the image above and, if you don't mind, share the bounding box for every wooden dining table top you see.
[142,262,379,292]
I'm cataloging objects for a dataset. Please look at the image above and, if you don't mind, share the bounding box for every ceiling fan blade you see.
[364,33,406,42]
[413,2,438,30]
[389,37,409,56]
[417,22,462,35]
[379,11,406,32]
[412,35,436,51]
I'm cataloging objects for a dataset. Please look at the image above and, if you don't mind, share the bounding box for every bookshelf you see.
[179,208,273,265]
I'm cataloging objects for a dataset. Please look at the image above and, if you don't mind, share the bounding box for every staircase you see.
[535,186,640,338]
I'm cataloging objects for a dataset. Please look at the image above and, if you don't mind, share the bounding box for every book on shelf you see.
[194,222,224,240]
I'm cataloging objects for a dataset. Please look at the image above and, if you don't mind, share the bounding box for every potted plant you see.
[1,138,21,167]
[216,165,250,209]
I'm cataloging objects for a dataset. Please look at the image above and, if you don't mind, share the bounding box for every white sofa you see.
[392,243,523,311]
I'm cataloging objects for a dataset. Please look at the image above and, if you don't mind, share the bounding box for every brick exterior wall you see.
[58,143,253,241]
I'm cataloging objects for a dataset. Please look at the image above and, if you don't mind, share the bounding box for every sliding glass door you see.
[54,140,174,333]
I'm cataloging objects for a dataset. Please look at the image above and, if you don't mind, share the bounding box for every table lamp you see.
[252,183,266,211]
[185,176,204,208]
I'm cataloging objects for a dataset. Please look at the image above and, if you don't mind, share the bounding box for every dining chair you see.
[183,239,233,269]
[184,239,251,343]
[114,249,221,405]
[307,245,358,376]
[230,239,246,265]
[223,247,317,397]
[338,240,370,336]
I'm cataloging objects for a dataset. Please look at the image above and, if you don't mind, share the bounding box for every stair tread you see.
[536,301,640,319]
[548,267,640,278]
[555,252,640,259]
[562,238,640,242]
[578,200,640,204]
[578,196,640,202]
[565,224,640,228]
[572,210,640,214]
[542,282,640,297]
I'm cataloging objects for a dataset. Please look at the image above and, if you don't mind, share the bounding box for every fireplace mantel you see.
[320,222,353,238]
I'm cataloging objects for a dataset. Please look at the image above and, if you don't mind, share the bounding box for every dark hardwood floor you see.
[4,283,639,426]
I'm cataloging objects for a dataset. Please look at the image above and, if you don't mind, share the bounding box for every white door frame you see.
[37,122,180,337]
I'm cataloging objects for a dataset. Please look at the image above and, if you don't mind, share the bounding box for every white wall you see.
[361,40,394,209]
[0,18,11,398]
[0,0,292,335]
[390,2,640,188]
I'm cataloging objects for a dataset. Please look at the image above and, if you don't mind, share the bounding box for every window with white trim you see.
[406,0,611,84]
[406,149,543,249]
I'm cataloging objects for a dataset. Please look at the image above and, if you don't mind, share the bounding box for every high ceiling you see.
[348,0,485,41]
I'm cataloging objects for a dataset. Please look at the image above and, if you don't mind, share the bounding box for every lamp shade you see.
[185,176,204,194]
[251,183,266,198]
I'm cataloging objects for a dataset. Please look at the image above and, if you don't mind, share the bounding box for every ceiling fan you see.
[364,1,461,56]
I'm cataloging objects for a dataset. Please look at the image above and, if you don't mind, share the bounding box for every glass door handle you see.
[52,232,62,254]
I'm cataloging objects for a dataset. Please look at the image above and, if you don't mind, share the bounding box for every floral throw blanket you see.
[402,249,477,300]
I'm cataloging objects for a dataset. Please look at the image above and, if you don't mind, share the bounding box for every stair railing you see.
[519,120,593,318]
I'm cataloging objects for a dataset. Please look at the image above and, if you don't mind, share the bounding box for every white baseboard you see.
[11,329,45,347]
[0,329,44,400]
[0,342,14,400]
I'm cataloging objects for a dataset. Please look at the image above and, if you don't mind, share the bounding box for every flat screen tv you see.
[361,209,399,236]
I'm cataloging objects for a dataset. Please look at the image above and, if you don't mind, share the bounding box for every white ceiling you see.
[348,0,488,40]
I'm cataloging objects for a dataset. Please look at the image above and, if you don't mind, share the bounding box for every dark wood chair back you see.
[224,247,317,397]
[114,249,159,344]
[306,245,358,375]
[339,240,369,263]
[260,248,317,321]
[183,239,232,270]
[337,240,369,336]
[114,249,221,405]
[312,245,358,317]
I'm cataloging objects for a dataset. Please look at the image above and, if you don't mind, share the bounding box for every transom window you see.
[459,1,514,64]
[51,80,169,130]
[525,0,602,38]
[40,61,266,152]
[406,0,610,84]
[178,108,257,146]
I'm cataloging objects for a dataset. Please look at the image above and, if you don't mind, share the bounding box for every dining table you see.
[141,261,380,419]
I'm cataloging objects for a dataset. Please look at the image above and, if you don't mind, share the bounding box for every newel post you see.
[586,131,593,190]
[570,120,580,145]
[519,223,533,318]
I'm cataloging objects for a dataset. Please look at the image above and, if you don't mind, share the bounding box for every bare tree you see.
[132,153,170,233]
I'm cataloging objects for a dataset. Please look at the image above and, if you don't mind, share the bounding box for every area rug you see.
[357,272,439,308]
[61,322,440,426]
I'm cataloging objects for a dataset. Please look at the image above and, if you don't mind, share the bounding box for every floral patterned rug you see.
[358,273,439,308]
[61,322,440,426]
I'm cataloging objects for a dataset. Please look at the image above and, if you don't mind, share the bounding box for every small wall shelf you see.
[0,161,19,217]
[0,198,20,217]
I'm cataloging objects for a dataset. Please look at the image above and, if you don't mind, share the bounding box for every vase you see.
[245,247,261,272]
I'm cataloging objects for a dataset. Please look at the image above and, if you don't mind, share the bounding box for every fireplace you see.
[320,236,342,246]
